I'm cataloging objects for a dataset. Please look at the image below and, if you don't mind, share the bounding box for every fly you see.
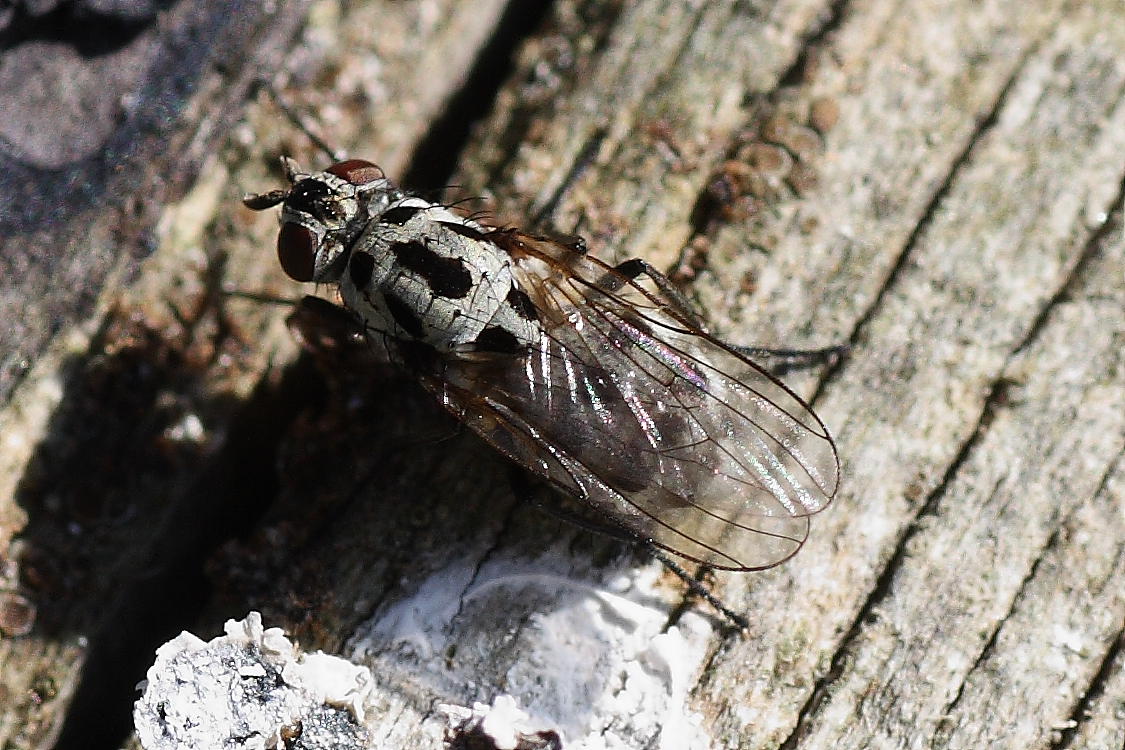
[244,157,840,618]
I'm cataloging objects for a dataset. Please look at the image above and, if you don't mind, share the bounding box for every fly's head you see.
[243,157,401,283]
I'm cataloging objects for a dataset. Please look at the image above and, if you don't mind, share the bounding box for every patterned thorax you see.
[253,158,540,355]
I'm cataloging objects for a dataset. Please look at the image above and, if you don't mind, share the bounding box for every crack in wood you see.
[819,43,1037,389]
[400,0,555,192]
[1053,591,1125,749]
[532,127,607,227]
[1049,447,1125,748]
[1012,172,1125,358]
[775,0,853,89]
[779,291,1090,747]
[939,515,1063,724]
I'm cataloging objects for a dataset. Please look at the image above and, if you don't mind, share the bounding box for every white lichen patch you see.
[352,555,716,749]
[134,612,377,750]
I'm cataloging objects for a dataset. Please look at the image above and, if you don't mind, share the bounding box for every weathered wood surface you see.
[1,0,1122,748]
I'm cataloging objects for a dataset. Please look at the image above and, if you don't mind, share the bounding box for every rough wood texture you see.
[1,0,1122,748]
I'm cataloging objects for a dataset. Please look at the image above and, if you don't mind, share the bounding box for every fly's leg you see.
[647,547,749,632]
[509,467,750,631]
[286,295,408,390]
[252,78,343,162]
[287,295,370,359]
[729,344,848,376]
[594,258,708,327]
[599,258,848,375]
[223,289,302,306]
[291,296,464,447]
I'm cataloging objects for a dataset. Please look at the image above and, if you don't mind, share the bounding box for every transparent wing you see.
[425,232,839,570]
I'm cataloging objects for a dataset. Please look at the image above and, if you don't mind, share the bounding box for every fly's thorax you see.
[339,207,541,355]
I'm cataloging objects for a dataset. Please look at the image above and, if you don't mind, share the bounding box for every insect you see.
[244,157,839,585]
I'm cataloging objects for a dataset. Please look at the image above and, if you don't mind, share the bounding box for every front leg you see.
[598,259,847,375]
[729,344,848,375]
[286,295,395,373]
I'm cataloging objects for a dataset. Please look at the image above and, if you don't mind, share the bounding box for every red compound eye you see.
[326,159,382,185]
[277,222,316,282]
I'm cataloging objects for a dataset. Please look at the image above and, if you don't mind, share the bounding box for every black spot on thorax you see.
[439,221,490,242]
[505,285,539,322]
[390,240,473,299]
[382,290,426,339]
[473,326,526,355]
[349,252,375,289]
[380,204,426,225]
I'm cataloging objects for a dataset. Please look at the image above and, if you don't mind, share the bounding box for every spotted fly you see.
[244,157,839,615]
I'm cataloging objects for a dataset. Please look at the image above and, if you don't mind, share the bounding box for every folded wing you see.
[430,233,839,570]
